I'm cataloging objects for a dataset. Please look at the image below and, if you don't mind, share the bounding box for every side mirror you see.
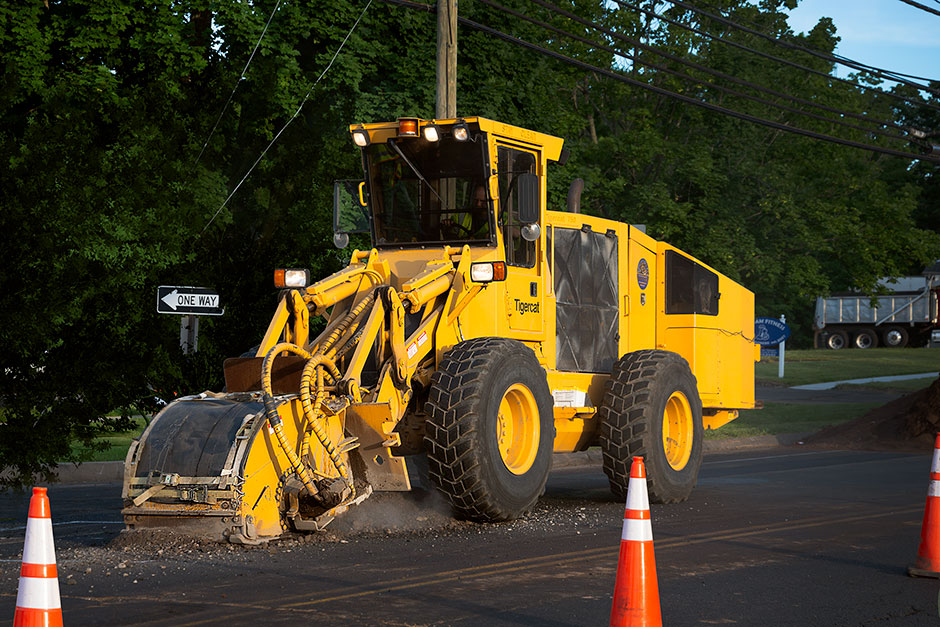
[333,180,370,249]
[517,173,539,224]
[521,223,541,242]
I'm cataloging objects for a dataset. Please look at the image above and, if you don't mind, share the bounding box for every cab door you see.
[496,144,543,337]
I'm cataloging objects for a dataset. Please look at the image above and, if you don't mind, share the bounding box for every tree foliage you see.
[0,0,937,486]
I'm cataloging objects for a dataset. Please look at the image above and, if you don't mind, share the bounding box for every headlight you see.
[274,268,311,288]
[423,124,441,142]
[352,130,370,147]
[470,262,506,283]
[452,123,469,141]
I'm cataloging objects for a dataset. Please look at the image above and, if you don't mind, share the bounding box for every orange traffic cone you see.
[14,487,63,626]
[609,456,662,627]
[910,433,940,578]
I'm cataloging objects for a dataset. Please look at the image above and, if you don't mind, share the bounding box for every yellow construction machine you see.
[122,117,758,543]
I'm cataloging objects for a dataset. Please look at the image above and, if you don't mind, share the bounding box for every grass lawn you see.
[757,347,940,386]
[68,416,149,463]
[705,401,882,439]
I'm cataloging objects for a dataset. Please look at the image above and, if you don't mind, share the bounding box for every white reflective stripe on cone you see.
[932,446,940,474]
[621,517,653,543]
[15,576,61,610]
[626,476,650,511]
[929,480,940,498]
[22,518,56,565]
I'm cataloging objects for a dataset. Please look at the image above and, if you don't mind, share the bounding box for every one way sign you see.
[156,286,224,316]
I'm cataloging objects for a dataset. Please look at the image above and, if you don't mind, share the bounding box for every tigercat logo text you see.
[514,299,540,315]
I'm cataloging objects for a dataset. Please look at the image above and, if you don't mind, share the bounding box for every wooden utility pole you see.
[436,0,457,119]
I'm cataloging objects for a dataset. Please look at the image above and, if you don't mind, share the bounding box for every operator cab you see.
[333,117,543,260]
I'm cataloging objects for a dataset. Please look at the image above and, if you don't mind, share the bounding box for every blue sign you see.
[755,317,790,346]
[637,259,649,290]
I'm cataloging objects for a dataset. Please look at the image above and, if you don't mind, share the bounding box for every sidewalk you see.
[756,372,936,404]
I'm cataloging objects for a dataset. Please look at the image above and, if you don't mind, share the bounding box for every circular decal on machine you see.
[637,258,649,290]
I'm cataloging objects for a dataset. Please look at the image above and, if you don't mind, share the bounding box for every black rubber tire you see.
[424,337,554,521]
[599,350,703,504]
[882,326,909,348]
[853,328,878,349]
[825,330,848,350]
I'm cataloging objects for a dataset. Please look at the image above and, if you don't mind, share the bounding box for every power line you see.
[667,0,939,94]
[510,0,911,142]
[382,0,937,163]
[696,0,939,84]
[195,0,283,168]
[693,0,938,84]
[896,0,940,18]
[613,0,940,115]
[199,0,374,237]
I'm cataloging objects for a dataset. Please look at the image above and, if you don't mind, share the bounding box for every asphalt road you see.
[1,448,938,625]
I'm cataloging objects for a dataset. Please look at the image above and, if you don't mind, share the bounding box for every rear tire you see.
[599,350,703,504]
[424,338,553,521]
[853,328,878,349]
[882,326,909,348]
[825,330,848,350]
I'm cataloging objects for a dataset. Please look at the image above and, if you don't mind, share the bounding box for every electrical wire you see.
[381,0,938,162]
[695,0,939,83]
[668,0,939,93]
[695,0,939,84]
[896,0,940,18]
[613,0,940,114]
[499,0,911,143]
[195,0,283,168]
[199,0,374,237]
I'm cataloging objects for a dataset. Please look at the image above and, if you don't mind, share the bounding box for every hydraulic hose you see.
[300,358,356,501]
[261,293,374,504]
[261,342,318,496]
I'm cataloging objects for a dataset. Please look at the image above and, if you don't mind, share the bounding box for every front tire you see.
[882,326,909,348]
[599,350,703,504]
[424,338,553,521]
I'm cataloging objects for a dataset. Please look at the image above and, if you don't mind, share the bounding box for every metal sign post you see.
[179,315,199,355]
[778,314,786,379]
[157,286,223,354]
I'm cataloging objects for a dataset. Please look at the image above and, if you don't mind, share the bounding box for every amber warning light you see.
[398,118,419,137]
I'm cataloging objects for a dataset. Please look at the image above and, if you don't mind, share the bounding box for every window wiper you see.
[388,139,443,204]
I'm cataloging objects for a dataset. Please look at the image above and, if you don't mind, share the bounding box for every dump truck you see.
[122,117,758,543]
[814,266,940,349]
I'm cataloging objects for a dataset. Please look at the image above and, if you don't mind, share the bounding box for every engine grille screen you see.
[553,227,619,373]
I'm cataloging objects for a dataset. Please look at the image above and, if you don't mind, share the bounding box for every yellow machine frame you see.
[122,116,757,542]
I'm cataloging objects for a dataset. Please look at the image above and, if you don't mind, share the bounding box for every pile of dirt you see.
[802,375,940,453]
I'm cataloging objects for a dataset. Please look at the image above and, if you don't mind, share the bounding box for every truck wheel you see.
[424,338,553,521]
[882,326,909,348]
[825,330,848,350]
[853,328,878,349]
[599,350,703,504]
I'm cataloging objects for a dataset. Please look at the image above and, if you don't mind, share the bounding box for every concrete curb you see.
[51,461,124,485]
[49,434,810,484]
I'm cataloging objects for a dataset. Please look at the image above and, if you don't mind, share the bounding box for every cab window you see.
[497,146,537,268]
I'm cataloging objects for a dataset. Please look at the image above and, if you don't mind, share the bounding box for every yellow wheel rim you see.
[496,383,540,475]
[662,391,694,471]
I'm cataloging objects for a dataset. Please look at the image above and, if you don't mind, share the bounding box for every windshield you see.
[363,135,492,246]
